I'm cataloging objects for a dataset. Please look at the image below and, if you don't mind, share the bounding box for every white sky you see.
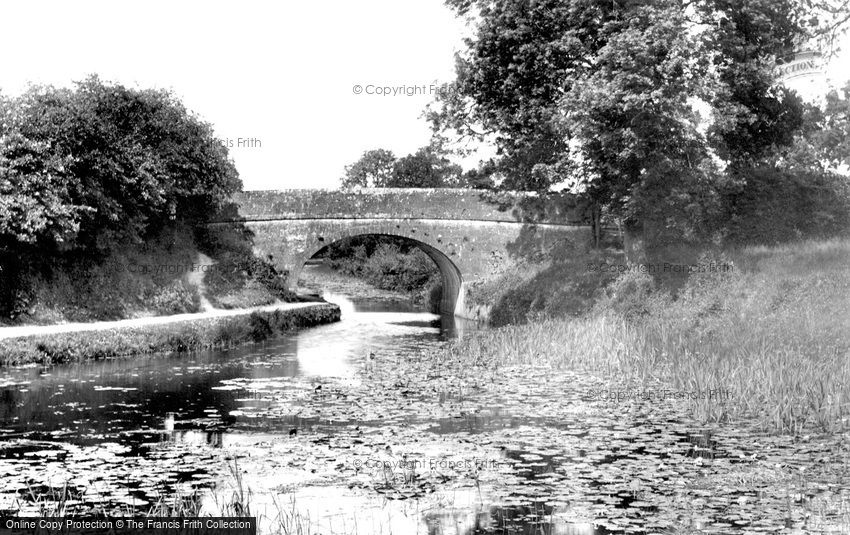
[1,1,849,191]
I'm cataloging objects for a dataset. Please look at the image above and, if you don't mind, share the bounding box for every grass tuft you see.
[450,237,850,434]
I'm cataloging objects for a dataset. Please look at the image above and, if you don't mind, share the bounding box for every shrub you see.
[197,223,296,309]
[722,166,850,246]
[476,245,621,327]
[322,235,442,308]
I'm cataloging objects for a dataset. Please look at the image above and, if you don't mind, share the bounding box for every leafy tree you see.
[431,0,850,248]
[341,148,396,188]
[427,0,609,189]
[7,77,241,254]
[386,147,463,188]
[699,0,808,165]
[0,129,86,247]
[340,146,464,188]
[811,80,850,169]
[459,160,498,189]
[0,76,243,316]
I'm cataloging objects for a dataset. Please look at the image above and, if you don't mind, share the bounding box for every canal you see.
[2,276,849,533]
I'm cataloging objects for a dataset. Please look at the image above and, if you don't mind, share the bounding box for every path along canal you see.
[1,281,850,533]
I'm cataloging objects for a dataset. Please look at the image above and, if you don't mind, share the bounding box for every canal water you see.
[0,292,472,446]
[2,283,849,533]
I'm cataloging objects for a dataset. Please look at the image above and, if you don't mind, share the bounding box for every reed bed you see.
[450,238,850,434]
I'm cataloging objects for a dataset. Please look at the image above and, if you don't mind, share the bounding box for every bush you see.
[473,244,621,327]
[594,269,661,320]
[196,223,296,309]
[0,77,241,317]
[322,235,442,308]
[722,166,850,246]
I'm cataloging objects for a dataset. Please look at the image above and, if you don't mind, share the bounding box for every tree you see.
[340,146,463,188]
[427,0,607,189]
[431,0,850,247]
[811,81,850,169]
[0,76,243,316]
[341,149,396,188]
[459,160,497,189]
[0,125,86,247]
[699,0,808,165]
[4,76,241,254]
[385,147,463,188]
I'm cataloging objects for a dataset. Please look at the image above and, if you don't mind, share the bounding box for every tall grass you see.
[449,238,850,434]
[0,304,340,366]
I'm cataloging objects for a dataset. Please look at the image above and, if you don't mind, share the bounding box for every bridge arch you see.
[296,232,464,315]
[216,188,593,320]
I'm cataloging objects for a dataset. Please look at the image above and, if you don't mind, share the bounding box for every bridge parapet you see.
[215,187,593,318]
[228,188,589,225]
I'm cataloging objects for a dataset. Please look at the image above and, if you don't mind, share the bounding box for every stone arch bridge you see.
[213,189,592,318]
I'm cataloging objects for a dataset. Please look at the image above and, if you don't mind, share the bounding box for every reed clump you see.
[450,238,850,434]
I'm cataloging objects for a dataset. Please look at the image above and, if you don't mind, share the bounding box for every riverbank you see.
[2,286,849,532]
[0,302,341,366]
[297,261,422,302]
[454,237,850,435]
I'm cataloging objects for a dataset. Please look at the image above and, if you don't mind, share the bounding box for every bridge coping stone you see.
[228,188,590,225]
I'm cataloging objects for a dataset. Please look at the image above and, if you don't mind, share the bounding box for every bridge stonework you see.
[216,188,592,319]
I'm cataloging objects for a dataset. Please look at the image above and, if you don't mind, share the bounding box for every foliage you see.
[195,223,296,309]
[3,76,240,253]
[431,0,850,248]
[9,226,204,323]
[322,235,442,308]
[452,237,850,433]
[428,0,592,189]
[468,242,621,327]
[594,269,664,321]
[340,148,396,188]
[387,146,463,188]
[0,76,242,318]
[720,164,850,245]
[459,159,498,189]
[0,130,86,246]
[341,145,471,189]
[799,80,850,170]
[0,304,340,366]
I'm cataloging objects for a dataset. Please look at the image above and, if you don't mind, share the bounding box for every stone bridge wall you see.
[231,188,589,224]
[214,189,593,319]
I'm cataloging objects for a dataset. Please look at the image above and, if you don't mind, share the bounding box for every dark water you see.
[1,292,617,533]
[0,294,472,449]
[3,287,841,533]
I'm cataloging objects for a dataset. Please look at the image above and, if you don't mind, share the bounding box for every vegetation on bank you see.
[319,235,443,311]
[451,237,850,434]
[0,77,292,324]
[0,304,340,366]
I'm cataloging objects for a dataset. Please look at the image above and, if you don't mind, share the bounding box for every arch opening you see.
[300,234,463,315]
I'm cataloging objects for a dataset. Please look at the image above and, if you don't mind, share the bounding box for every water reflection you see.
[241,485,609,535]
[0,292,476,446]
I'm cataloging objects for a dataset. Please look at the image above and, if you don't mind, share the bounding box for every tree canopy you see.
[0,76,241,256]
[428,0,850,243]
[341,146,471,189]
[1,77,243,316]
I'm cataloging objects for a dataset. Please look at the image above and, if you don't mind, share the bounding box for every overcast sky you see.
[2,0,849,191]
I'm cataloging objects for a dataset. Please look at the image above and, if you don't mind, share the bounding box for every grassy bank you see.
[450,238,850,434]
[0,304,340,366]
[2,224,297,326]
